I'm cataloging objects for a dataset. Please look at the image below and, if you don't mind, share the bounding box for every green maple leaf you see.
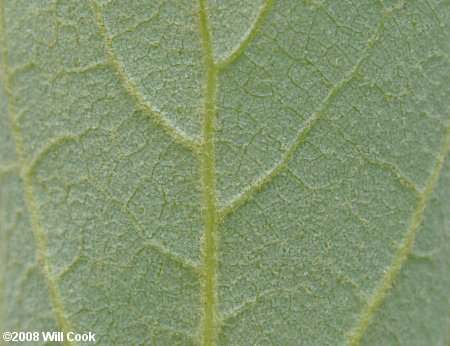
[1,0,449,345]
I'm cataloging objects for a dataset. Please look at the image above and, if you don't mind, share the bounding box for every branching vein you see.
[0,162,20,180]
[2,1,447,345]
[219,11,389,217]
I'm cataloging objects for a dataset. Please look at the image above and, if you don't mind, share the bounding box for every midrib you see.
[198,0,219,345]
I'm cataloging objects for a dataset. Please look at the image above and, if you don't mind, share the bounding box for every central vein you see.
[198,0,219,345]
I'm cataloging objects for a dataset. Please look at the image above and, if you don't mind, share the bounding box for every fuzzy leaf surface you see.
[1,0,449,345]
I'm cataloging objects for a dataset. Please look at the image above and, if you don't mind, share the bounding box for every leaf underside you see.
[1,0,449,345]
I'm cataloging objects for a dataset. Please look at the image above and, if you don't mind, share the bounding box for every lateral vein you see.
[346,119,450,345]
[216,0,276,71]
[0,3,74,345]
[88,0,200,152]
[219,11,390,217]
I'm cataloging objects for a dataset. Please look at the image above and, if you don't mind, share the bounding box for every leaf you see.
[1,0,449,345]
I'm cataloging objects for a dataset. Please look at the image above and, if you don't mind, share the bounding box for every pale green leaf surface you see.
[0,0,449,345]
